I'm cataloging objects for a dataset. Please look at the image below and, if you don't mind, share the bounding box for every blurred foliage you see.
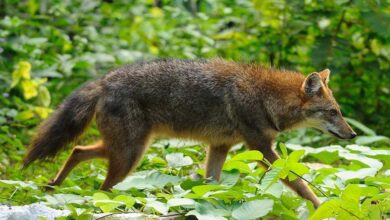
[0,0,389,219]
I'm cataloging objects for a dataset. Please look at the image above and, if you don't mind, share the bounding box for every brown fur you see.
[23,59,356,208]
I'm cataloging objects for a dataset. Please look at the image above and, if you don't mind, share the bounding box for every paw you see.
[44,180,57,191]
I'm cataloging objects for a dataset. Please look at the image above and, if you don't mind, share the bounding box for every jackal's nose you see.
[350,132,357,139]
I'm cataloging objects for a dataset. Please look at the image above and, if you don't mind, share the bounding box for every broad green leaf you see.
[34,107,52,119]
[15,110,34,121]
[45,194,86,206]
[186,201,229,220]
[11,61,31,88]
[19,61,32,79]
[273,158,289,179]
[113,195,135,209]
[145,199,168,215]
[192,185,225,196]
[27,0,39,15]
[21,80,38,100]
[0,180,38,190]
[93,192,109,201]
[355,136,390,145]
[287,150,305,163]
[37,86,51,107]
[114,171,180,190]
[310,199,342,220]
[232,199,274,220]
[220,170,240,186]
[345,118,376,136]
[93,192,122,213]
[167,198,195,208]
[273,158,286,168]
[259,167,283,191]
[279,142,288,158]
[166,153,193,168]
[342,184,362,202]
[346,145,390,156]
[336,168,378,182]
[288,163,309,181]
[180,179,204,190]
[231,150,263,161]
[223,160,251,173]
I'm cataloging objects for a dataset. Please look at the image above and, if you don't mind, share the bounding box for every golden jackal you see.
[23,59,356,208]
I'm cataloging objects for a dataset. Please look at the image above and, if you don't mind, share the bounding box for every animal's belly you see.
[151,124,242,146]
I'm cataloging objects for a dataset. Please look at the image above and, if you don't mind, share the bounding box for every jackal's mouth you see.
[327,129,345,139]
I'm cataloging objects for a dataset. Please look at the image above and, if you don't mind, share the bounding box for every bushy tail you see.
[23,80,102,168]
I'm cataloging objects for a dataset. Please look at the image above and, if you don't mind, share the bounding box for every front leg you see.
[205,144,230,181]
[260,148,321,208]
[246,134,321,208]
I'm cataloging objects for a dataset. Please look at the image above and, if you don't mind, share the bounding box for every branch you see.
[289,170,328,198]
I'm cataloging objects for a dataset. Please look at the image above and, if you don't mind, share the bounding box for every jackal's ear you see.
[319,69,330,84]
[303,72,322,96]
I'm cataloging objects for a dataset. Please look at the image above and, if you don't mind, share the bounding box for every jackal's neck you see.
[249,66,307,131]
[208,60,307,131]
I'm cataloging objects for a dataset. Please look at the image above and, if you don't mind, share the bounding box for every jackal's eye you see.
[329,109,338,116]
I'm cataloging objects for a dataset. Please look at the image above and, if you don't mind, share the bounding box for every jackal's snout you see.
[325,116,357,139]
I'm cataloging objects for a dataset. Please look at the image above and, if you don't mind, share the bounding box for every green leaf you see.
[340,184,361,214]
[34,107,52,119]
[220,170,240,186]
[27,0,39,15]
[37,86,51,107]
[223,160,251,173]
[232,199,274,220]
[345,118,376,136]
[310,199,342,220]
[93,192,122,213]
[288,163,309,181]
[11,61,31,88]
[21,80,38,100]
[15,110,34,121]
[287,150,305,163]
[279,142,288,158]
[186,202,229,220]
[355,136,390,145]
[166,153,193,168]
[231,150,263,161]
[192,184,225,196]
[167,198,195,208]
[45,194,86,206]
[272,158,289,179]
[0,180,38,190]
[145,199,168,215]
[259,167,283,191]
[93,192,109,201]
[114,171,180,190]
[113,195,135,209]
[180,179,204,190]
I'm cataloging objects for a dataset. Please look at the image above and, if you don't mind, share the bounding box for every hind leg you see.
[99,133,150,190]
[49,141,107,187]
[96,102,151,190]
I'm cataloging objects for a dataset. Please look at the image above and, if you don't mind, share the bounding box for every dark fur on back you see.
[24,59,305,168]
[23,80,102,167]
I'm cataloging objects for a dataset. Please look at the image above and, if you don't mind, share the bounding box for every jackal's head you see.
[297,69,356,139]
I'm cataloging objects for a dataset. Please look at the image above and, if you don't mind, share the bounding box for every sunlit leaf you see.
[166,153,193,168]
[231,150,263,161]
[232,199,274,220]
[21,80,38,100]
